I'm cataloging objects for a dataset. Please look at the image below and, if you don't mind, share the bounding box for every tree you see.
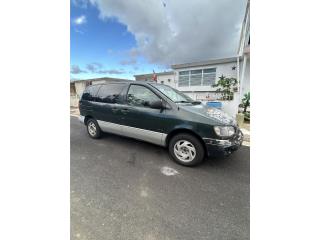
[241,92,250,113]
[212,75,238,100]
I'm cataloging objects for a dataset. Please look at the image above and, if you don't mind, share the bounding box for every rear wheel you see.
[86,118,101,139]
[169,133,205,166]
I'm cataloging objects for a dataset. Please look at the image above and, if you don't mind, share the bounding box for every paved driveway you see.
[71,116,250,240]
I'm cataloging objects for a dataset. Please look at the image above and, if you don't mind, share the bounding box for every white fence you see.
[185,92,240,117]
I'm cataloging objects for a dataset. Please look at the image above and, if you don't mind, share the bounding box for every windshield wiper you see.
[191,101,202,105]
[175,100,192,103]
[175,100,202,105]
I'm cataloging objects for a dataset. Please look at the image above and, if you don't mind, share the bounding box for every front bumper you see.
[203,130,243,157]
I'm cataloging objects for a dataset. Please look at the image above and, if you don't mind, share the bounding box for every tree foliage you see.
[212,75,238,100]
[241,92,250,113]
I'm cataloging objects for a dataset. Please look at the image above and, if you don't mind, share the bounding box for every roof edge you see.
[171,56,238,69]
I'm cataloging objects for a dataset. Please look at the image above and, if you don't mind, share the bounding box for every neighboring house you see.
[134,71,175,88]
[70,77,132,107]
[171,57,240,116]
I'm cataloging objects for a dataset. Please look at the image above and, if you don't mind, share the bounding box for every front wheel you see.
[86,118,101,139]
[169,133,205,166]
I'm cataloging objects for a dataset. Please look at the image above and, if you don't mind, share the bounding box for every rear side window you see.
[96,84,126,104]
[82,85,100,101]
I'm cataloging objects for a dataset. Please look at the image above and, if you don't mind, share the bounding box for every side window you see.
[127,85,160,108]
[82,85,100,101]
[96,84,126,104]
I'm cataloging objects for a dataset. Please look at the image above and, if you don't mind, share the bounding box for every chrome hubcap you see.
[173,140,196,162]
[88,122,97,136]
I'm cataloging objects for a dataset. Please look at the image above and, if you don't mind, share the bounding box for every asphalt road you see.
[71,116,250,240]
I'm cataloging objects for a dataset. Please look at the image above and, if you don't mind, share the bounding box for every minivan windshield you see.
[150,84,197,103]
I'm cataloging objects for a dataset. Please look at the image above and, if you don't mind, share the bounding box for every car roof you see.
[91,81,159,87]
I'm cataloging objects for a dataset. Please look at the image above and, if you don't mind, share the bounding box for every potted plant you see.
[242,92,250,121]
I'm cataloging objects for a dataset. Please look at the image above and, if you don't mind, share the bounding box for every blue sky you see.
[70,0,246,80]
[70,2,169,80]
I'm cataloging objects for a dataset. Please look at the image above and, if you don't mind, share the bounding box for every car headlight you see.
[214,126,235,137]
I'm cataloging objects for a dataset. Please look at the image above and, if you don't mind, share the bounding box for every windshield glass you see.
[150,84,194,103]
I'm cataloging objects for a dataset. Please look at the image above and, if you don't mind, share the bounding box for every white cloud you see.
[90,0,247,65]
[73,15,87,25]
[72,0,89,8]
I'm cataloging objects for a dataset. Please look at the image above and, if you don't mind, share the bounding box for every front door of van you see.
[121,84,167,145]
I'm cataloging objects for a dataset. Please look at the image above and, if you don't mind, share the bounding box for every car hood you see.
[178,103,237,126]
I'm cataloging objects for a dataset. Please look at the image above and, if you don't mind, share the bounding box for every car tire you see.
[169,133,205,166]
[86,118,101,139]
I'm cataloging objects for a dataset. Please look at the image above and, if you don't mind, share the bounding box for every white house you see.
[171,57,241,116]
[134,71,175,88]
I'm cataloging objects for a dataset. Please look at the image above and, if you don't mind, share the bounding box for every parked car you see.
[79,81,243,166]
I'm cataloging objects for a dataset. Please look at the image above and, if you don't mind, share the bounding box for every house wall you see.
[74,82,86,97]
[156,74,175,88]
[173,62,237,92]
[70,82,86,107]
[91,79,107,85]
[135,73,176,88]
[70,95,79,107]
[240,57,250,99]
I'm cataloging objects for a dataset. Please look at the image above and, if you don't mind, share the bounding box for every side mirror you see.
[149,100,166,109]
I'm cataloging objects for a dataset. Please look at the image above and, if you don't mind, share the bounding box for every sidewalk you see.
[240,122,250,146]
[70,107,79,117]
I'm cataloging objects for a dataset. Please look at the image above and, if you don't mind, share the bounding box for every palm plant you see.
[242,92,250,113]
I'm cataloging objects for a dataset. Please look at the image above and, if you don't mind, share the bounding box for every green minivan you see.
[79,81,243,166]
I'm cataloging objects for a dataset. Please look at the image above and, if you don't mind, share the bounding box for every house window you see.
[178,68,216,87]
[178,71,189,87]
[203,68,216,86]
[190,70,202,86]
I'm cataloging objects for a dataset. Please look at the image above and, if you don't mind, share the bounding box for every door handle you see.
[121,108,130,113]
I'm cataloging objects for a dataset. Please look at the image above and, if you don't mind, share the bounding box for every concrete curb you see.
[242,141,250,147]
[240,128,250,142]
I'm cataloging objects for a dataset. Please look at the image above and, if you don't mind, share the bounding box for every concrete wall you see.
[182,91,240,118]
[240,58,250,99]
[74,82,86,97]
[220,92,240,117]
[156,74,175,88]
[70,82,86,108]
[70,95,79,107]
[135,73,176,88]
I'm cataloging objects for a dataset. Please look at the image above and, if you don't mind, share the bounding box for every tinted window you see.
[96,84,126,104]
[127,85,160,108]
[82,85,101,101]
